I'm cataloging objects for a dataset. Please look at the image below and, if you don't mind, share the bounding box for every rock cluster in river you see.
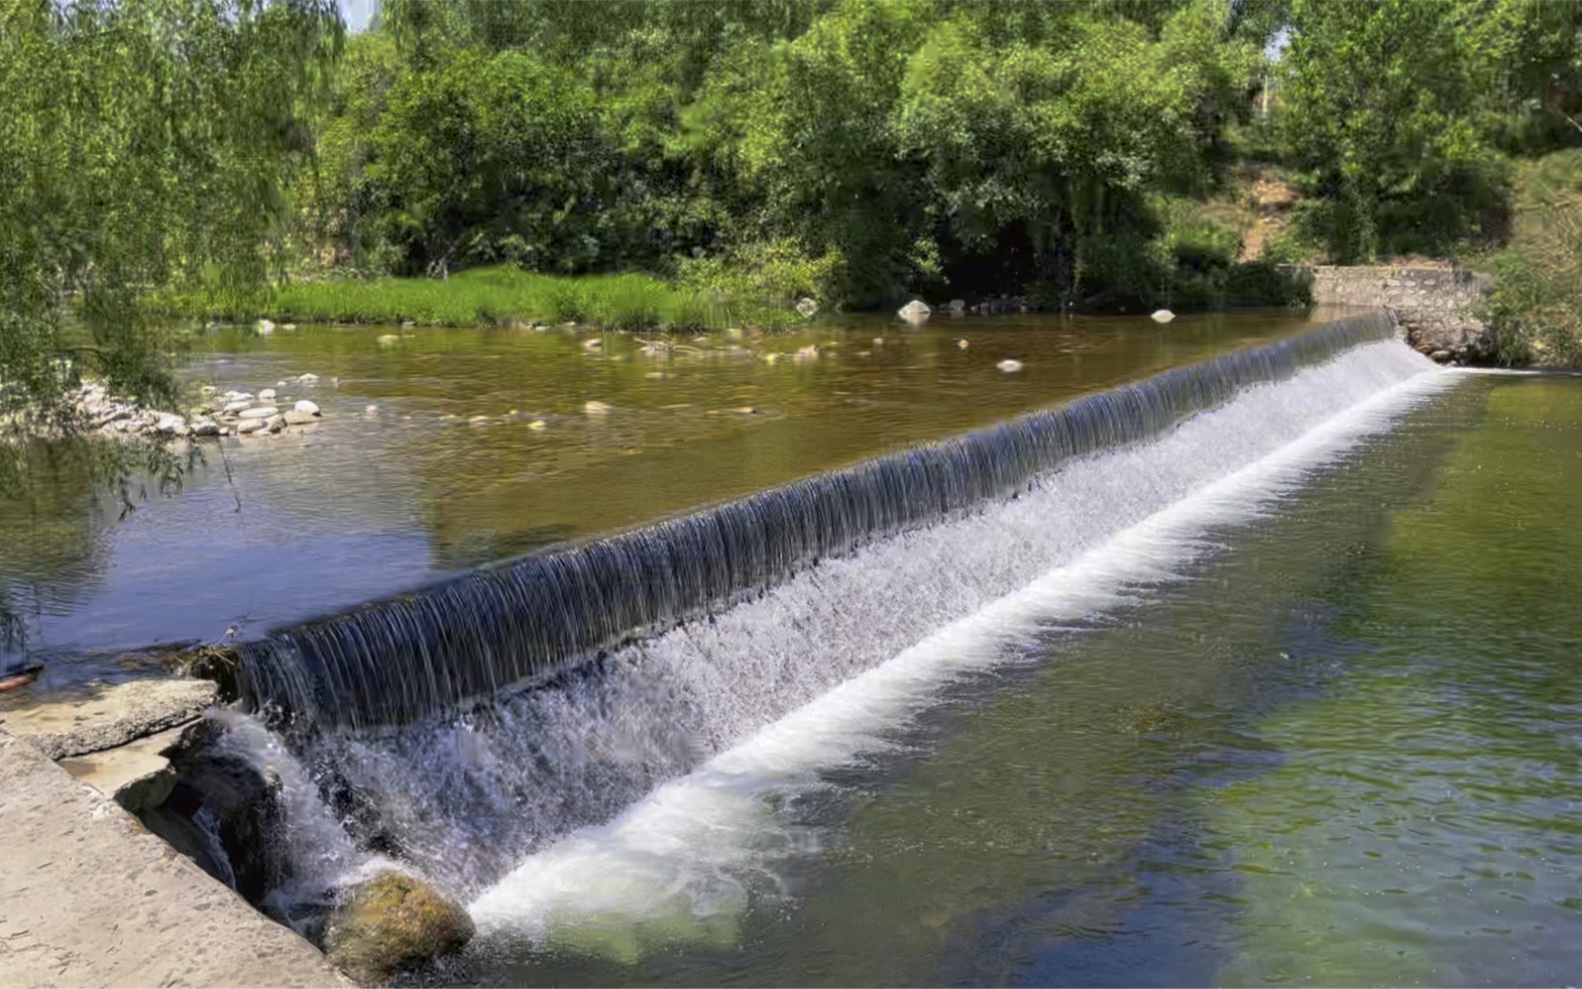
[69,376,326,441]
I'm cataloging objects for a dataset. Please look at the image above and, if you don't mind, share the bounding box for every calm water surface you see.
[455,375,1582,987]
[2,309,1321,658]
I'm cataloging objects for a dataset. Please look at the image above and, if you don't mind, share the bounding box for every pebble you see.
[997,359,1025,373]
[957,339,969,349]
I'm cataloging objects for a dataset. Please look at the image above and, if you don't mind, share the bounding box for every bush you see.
[1480,150,1582,367]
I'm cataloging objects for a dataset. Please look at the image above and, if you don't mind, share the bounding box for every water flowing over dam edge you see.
[237,313,1399,730]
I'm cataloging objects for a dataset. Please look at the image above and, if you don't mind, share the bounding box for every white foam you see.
[468,345,1456,952]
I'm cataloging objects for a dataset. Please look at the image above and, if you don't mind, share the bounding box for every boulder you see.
[897,299,931,322]
[294,399,320,416]
[324,871,474,986]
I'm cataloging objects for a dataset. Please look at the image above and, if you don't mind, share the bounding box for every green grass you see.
[157,266,807,333]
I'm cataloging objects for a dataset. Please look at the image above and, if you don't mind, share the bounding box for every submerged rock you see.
[997,358,1025,373]
[325,871,474,986]
[584,400,612,415]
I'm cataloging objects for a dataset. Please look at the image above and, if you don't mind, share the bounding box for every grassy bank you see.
[159,267,807,333]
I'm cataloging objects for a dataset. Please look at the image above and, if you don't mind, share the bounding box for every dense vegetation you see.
[4,0,1582,428]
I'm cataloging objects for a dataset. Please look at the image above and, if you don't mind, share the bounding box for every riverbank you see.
[159,266,794,334]
[0,713,345,988]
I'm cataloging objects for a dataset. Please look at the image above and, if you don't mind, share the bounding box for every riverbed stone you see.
[0,677,217,760]
[284,410,318,426]
[294,399,320,416]
[266,414,287,433]
[324,871,475,986]
[237,418,266,434]
[239,406,279,420]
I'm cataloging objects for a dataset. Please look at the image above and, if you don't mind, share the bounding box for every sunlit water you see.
[420,371,1582,987]
[1,310,1322,662]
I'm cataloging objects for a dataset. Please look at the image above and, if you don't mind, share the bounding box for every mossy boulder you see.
[324,870,474,986]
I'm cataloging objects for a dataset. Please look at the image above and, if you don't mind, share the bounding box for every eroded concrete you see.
[0,727,345,988]
[0,678,217,759]
[59,720,199,815]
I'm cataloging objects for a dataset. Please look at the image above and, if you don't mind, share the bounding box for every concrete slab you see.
[0,728,346,988]
[0,679,217,759]
[59,720,198,815]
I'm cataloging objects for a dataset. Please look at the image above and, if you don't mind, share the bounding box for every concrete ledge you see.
[0,679,218,760]
[0,727,345,988]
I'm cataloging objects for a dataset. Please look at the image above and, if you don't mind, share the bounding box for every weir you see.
[222,317,1448,908]
[238,313,1398,731]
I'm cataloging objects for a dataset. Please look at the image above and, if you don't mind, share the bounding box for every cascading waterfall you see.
[238,313,1397,731]
[221,315,1453,923]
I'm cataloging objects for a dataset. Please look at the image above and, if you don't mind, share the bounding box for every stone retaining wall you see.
[1289,265,1497,363]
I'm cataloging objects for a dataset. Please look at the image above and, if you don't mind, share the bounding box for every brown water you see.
[2,308,1329,661]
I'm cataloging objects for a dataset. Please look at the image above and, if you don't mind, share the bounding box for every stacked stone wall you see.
[1289,265,1497,363]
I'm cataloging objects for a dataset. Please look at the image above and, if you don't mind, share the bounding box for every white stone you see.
[298,373,319,383]
[256,319,276,335]
[238,406,278,420]
[528,419,548,431]
[222,400,251,414]
[947,299,967,314]
[997,358,1024,373]
[236,418,266,434]
[294,399,320,416]
[897,299,931,322]
[1150,309,1176,324]
[266,415,287,433]
[258,388,276,401]
[583,338,603,351]
[584,401,612,415]
[795,345,819,362]
[377,334,400,346]
[957,339,969,349]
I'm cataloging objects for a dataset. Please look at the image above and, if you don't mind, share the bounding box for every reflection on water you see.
[466,375,1582,987]
[2,309,1322,657]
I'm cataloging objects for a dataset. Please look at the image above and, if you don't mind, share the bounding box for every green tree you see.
[0,0,343,427]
